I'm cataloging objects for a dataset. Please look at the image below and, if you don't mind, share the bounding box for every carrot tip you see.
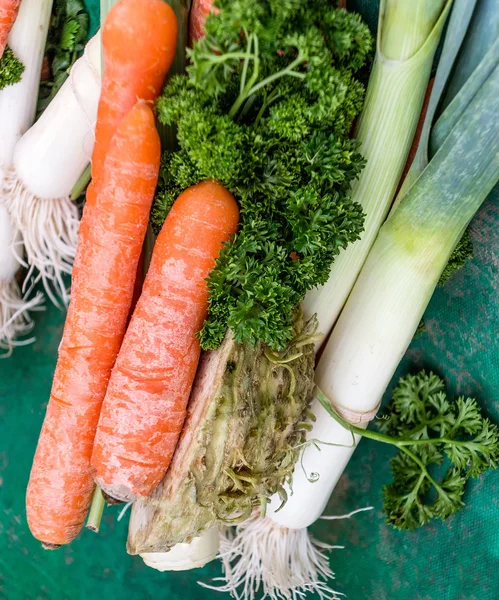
[41,542,61,551]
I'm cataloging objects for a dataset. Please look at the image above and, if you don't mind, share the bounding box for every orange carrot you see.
[26,102,161,547]
[91,181,240,502]
[0,0,21,58]
[91,0,177,188]
[189,0,216,44]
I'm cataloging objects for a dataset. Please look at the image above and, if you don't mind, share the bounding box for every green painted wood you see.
[1,2,498,599]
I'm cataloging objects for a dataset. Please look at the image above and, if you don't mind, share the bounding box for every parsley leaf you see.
[0,46,25,91]
[317,371,499,530]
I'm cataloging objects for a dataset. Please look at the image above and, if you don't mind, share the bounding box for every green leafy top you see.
[0,46,25,91]
[37,0,89,117]
[318,371,499,530]
[153,0,373,351]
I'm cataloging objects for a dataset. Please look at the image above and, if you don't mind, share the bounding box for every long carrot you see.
[91,180,240,502]
[0,0,21,58]
[91,0,177,188]
[26,102,161,547]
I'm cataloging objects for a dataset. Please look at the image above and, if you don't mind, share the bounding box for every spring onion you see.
[2,32,101,306]
[0,0,52,351]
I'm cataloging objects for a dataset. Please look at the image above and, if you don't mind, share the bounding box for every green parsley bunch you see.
[153,0,373,350]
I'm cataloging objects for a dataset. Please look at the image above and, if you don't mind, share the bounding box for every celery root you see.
[127,313,316,554]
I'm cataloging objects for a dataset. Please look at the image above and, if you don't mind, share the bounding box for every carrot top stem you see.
[86,487,105,533]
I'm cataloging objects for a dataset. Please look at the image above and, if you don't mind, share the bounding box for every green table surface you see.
[1,2,499,599]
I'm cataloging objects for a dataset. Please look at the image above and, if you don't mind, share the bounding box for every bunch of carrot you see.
[0,0,21,59]
[26,0,240,548]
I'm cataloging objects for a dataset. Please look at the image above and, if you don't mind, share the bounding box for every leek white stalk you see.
[2,32,102,305]
[303,0,451,345]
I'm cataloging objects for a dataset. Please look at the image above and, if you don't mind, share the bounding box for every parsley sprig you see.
[317,371,499,530]
[0,46,25,91]
[153,0,373,351]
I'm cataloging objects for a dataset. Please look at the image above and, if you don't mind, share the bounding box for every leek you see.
[394,0,476,203]
[303,0,451,344]
[442,0,499,111]
[290,44,499,530]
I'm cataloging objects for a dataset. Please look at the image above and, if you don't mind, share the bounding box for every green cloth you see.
[1,2,498,599]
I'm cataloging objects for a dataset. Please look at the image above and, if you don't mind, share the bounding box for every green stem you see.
[246,53,306,96]
[229,36,260,119]
[315,388,475,450]
[399,446,448,500]
[70,164,91,201]
[240,29,253,96]
[230,49,305,119]
[254,90,282,127]
[86,487,105,532]
[204,51,255,64]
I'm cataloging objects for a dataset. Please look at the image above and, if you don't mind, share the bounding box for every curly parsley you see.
[153,0,373,350]
[0,46,24,91]
[318,370,499,530]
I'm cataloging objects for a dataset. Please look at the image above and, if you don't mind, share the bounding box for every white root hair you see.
[201,507,374,600]
[2,169,79,306]
[200,515,342,600]
[0,277,44,357]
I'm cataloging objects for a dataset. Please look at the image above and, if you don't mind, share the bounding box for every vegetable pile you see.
[1,0,495,599]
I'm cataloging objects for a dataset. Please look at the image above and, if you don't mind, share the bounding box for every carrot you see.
[0,0,21,58]
[91,0,177,188]
[189,0,216,44]
[91,180,240,502]
[26,102,161,547]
